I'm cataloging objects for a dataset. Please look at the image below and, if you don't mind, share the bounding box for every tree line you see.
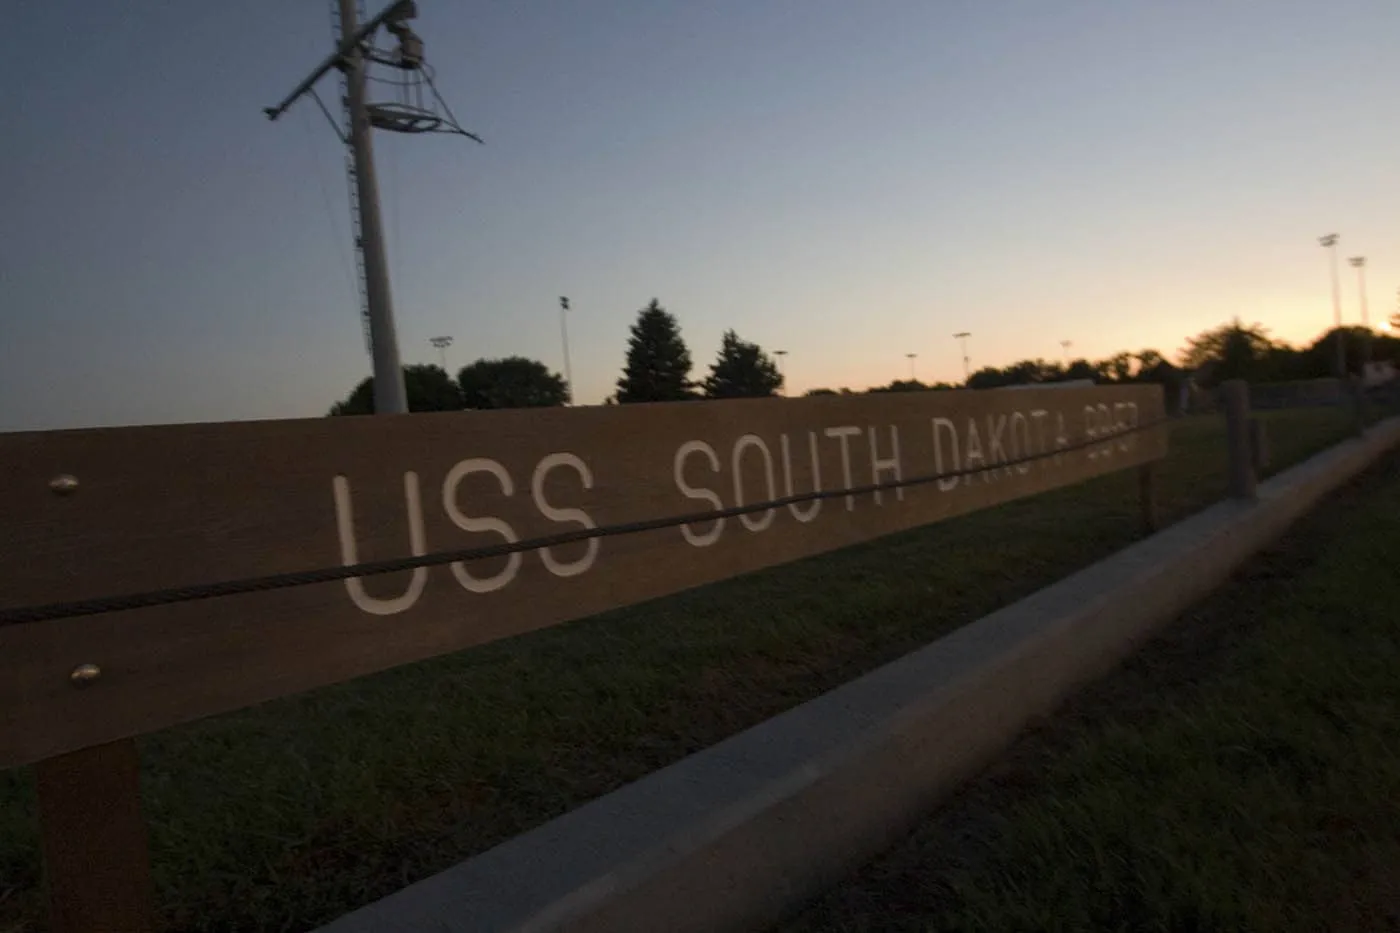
[330,301,1400,415]
[329,298,780,414]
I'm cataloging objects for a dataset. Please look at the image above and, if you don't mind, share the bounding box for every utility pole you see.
[953,332,971,384]
[430,335,453,372]
[558,297,573,402]
[1319,234,1345,376]
[265,0,481,415]
[774,349,788,395]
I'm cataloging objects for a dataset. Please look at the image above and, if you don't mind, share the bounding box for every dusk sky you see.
[3,1,1397,432]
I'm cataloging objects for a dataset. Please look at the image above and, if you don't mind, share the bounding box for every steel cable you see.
[0,418,1167,628]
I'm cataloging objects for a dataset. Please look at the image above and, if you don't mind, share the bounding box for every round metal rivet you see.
[70,663,102,686]
[49,474,79,496]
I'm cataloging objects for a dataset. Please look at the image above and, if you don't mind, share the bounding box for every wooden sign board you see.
[0,385,1166,769]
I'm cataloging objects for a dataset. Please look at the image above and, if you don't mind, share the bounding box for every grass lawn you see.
[781,445,1400,931]
[0,406,1382,932]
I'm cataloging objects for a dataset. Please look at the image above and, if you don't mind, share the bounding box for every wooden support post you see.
[1249,417,1270,476]
[1223,379,1256,500]
[36,739,155,933]
[1138,462,1159,535]
[1350,374,1368,435]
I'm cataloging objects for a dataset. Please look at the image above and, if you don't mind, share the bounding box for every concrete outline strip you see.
[317,418,1400,933]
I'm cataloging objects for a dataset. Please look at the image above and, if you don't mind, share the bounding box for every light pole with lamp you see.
[953,332,972,384]
[429,335,453,372]
[1350,256,1371,369]
[265,0,483,414]
[558,297,574,403]
[1319,234,1344,375]
[1349,256,1369,327]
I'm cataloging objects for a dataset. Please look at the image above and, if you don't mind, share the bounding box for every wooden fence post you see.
[1138,463,1159,535]
[1249,418,1270,476]
[35,738,155,933]
[1350,374,1368,435]
[1222,379,1256,500]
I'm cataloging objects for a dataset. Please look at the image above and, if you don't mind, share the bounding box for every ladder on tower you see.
[332,0,373,356]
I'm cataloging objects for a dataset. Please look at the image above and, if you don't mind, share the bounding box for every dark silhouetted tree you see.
[966,367,1007,390]
[1304,327,1374,378]
[1011,359,1062,383]
[458,356,570,409]
[1064,360,1098,381]
[1374,329,1399,362]
[329,364,463,415]
[1097,352,1134,383]
[616,299,695,403]
[1135,349,1166,374]
[702,330,783,398]
[1133,350,1178,385]
[869,379,926,393]
[869,378,952,392]
[967,359,1065,389]
[1179,320,1274,373]
[805,387,838,397]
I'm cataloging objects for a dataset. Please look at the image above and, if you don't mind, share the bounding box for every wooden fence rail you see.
[0,385,1167,932]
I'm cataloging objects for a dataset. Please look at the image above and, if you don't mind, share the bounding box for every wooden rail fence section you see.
[0,385,1165,932]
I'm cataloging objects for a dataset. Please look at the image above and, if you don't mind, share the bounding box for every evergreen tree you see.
[702,330,783,399]
[616,299,695,403]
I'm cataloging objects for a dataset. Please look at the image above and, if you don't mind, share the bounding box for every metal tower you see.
[265,1,481,414]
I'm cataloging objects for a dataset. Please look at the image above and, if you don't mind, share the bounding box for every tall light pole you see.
[1319,234,1344,375]
[774,349,788,395]
[906,352,918,382]
[337,0,404,412]
[953,332,972,384]
[1060,340,1072,368]
[1350,256,1370,368]
[1349,256,1369,327]
[429,335,453,372]
[558,297,574,402]
[264,0,482,415]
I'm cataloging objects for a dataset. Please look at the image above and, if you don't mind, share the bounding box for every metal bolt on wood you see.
[48,474,79,495]
[69,664,102,686]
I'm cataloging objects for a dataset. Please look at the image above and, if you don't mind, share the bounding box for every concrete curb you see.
[317,418,1400,933]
